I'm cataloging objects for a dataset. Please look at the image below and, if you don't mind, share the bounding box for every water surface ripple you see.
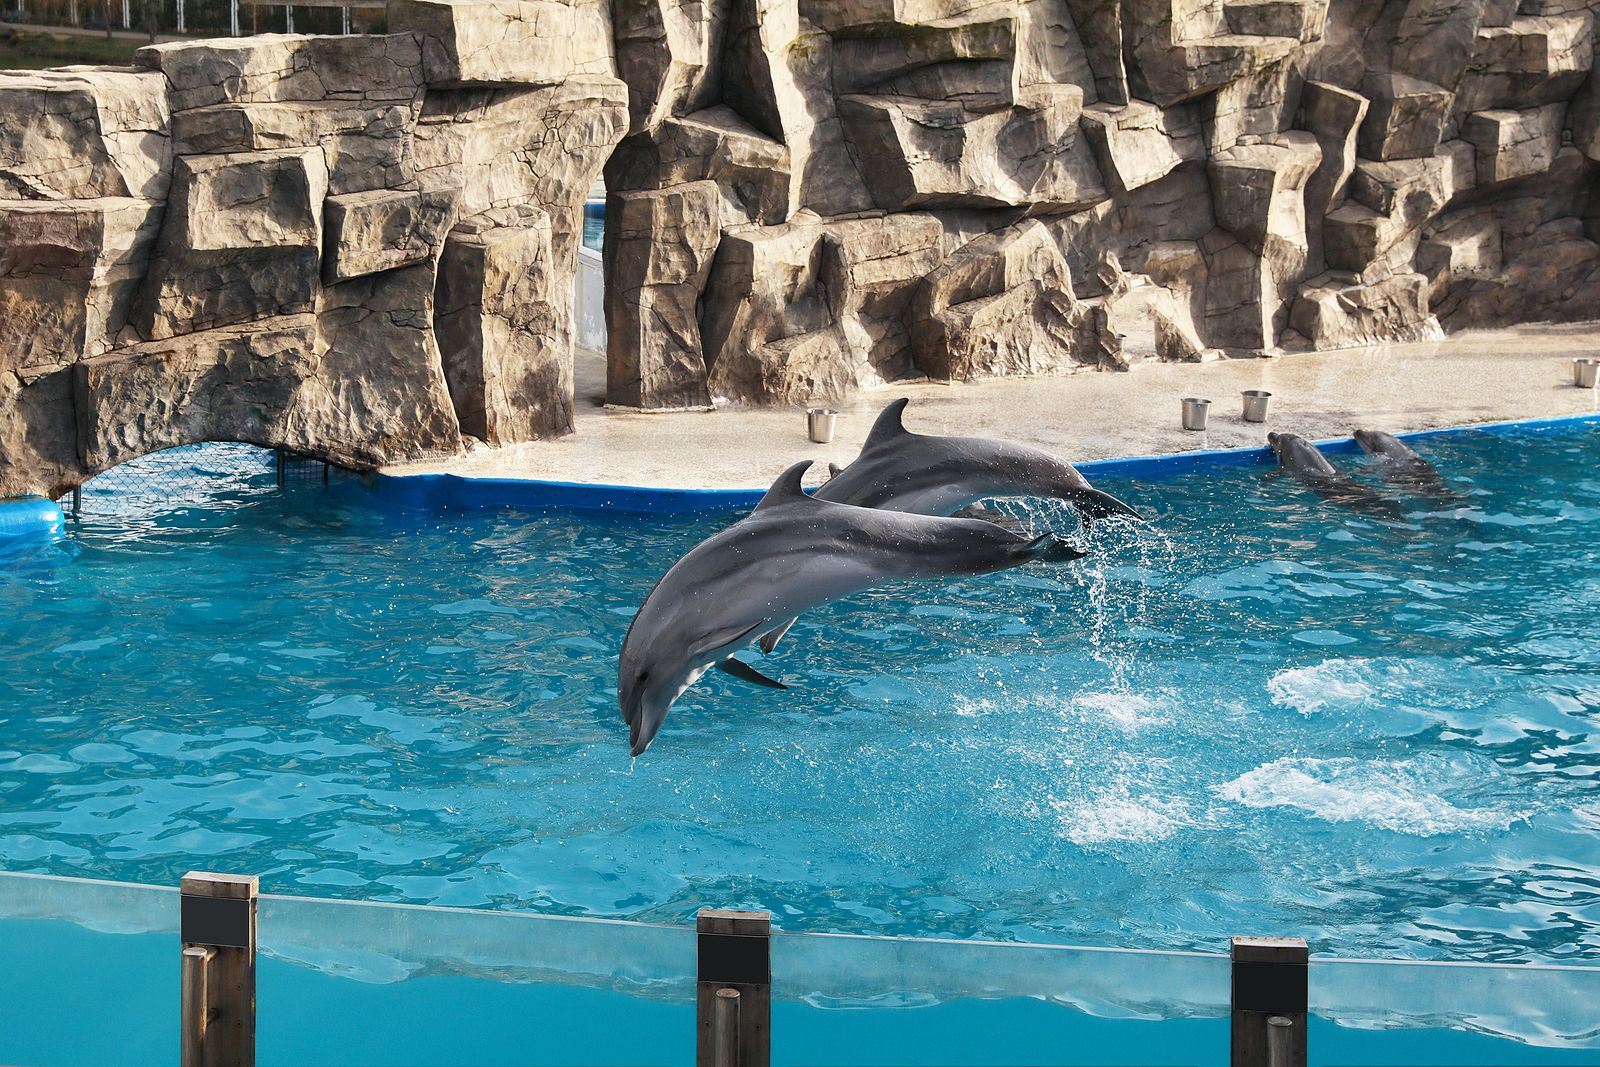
[2,429,1598,963]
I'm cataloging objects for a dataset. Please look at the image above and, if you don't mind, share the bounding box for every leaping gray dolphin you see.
[815,398,1140,521]
[1353,429,1465,506]
[746,398,1137,654]
[1267,432,1407,521]
[617,461,1086,755]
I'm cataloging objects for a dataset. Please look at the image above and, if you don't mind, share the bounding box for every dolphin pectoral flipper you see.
[758,618,798,655]
[1023,534,1088,563]
[717,658,789,689]
[687,619,769,660]
[955,503,1025,530]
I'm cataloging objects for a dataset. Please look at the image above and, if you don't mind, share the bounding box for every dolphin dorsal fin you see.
[862,398,912,450]
[753,461,814,512]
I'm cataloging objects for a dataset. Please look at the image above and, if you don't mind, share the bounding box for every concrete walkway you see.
[386,323,1600,490]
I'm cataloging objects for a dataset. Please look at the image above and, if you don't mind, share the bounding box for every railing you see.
[2,869,1596,1067]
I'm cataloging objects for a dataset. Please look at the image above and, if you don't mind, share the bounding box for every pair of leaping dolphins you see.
[617,399,1142,756]
[1268,429,1460,516]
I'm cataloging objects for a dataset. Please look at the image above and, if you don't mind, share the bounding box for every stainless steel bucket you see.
[807,407,838,443]
[1181,397,1211,431]
[1241,389,1272,422]
[1573,358,1600,388]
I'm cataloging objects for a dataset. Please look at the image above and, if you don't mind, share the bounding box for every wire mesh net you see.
[55,443,345,520]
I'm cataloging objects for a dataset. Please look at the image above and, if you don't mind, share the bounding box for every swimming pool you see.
[2,423,1598,968]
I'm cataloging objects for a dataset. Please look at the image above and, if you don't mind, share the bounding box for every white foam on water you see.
[1054,778,1194,846]
[1216,757,1529,836]
[1066,689,1172,732]
[1267,659,1376,716]
[949,695,998,718]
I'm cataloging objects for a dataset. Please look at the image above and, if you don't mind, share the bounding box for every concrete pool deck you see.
[386,323,1600,490]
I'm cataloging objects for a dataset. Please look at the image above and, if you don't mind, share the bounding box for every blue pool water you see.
[2,426,1598,965]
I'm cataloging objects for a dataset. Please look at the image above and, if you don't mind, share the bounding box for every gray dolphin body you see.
[618,461,1086,755]
[815,398,1140,521]
[1267,432,1406,521]
[1354,429,1464,505]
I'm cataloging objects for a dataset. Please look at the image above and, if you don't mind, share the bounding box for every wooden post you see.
[712,988,740,1067]
[180,947,214,1067]
[696,910,769,1067]
[1231,937,1307,1067]
[180,872,257,1067]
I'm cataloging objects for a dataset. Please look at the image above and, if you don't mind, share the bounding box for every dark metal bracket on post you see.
[697,909,771,1067]
[181,872,258,1067]
[1231,936,1308,1067]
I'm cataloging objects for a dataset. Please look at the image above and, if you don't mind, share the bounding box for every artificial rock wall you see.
[4,0,1600,496]
[1,3,626,497]
[606,0,1600,409]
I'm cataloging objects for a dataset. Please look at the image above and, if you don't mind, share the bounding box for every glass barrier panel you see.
[772,930,1231,1066]
[256,893,697,1066]
[1310,957,1600,1067]
[0,872,178,1067]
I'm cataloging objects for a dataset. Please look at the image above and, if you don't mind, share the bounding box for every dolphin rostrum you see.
[816,398,1140,521]
[1267,431,1406,521]
[617,461,1087,755]
[1353,429,1464,505]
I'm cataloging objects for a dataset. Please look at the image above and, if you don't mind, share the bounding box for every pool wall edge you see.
[370,411,1600,513]
[0,495,66,541]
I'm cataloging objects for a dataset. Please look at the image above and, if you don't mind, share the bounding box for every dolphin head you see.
[1353,428,1388,453]
[1266,431,1286,456]
[618,615,703,758]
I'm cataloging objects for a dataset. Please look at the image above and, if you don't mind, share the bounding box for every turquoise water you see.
[2,427,1599,964]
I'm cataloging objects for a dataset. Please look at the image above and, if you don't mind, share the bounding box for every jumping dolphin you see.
[743,398,1136,655]
[1353,429,1465,506]
[1267,432,1407,521]
[815,398,1140,521]
[617,461,1087,755]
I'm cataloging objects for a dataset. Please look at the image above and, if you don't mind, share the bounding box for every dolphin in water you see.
[1353,429,1465,506]
[618,461,1086,755]
[815,398,1140,522]
[1267,431,1407,521]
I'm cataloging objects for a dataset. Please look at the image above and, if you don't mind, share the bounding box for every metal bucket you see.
[806,407,838,444]
[1181,397,1211,431]
[1241,389,1272,423]
[1573,358,1600,388]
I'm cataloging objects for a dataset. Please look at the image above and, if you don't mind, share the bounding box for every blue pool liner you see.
[369,410,1600,515]
[0,496,66,542]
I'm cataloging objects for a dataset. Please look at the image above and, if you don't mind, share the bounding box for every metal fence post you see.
[696,909,770,1067]
[1230,936,1308,1067]
[180,872,258,1067]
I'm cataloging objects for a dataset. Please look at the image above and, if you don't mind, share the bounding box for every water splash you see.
[1216,756,1531,836]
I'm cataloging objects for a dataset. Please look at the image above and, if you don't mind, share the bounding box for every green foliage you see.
[0,28,143,67]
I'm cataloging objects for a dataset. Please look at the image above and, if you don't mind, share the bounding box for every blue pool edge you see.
[369,410,1600,514]
[0,495,66,543]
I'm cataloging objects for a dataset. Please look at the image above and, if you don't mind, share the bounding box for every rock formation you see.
[3,0,1599,495]
[2,7,625,497]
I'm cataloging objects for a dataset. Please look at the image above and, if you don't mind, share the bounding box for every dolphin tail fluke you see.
[1072,487,1143,521]
[717,657,789,690]
[1021,534,1088,563]
[758,617,798,655]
